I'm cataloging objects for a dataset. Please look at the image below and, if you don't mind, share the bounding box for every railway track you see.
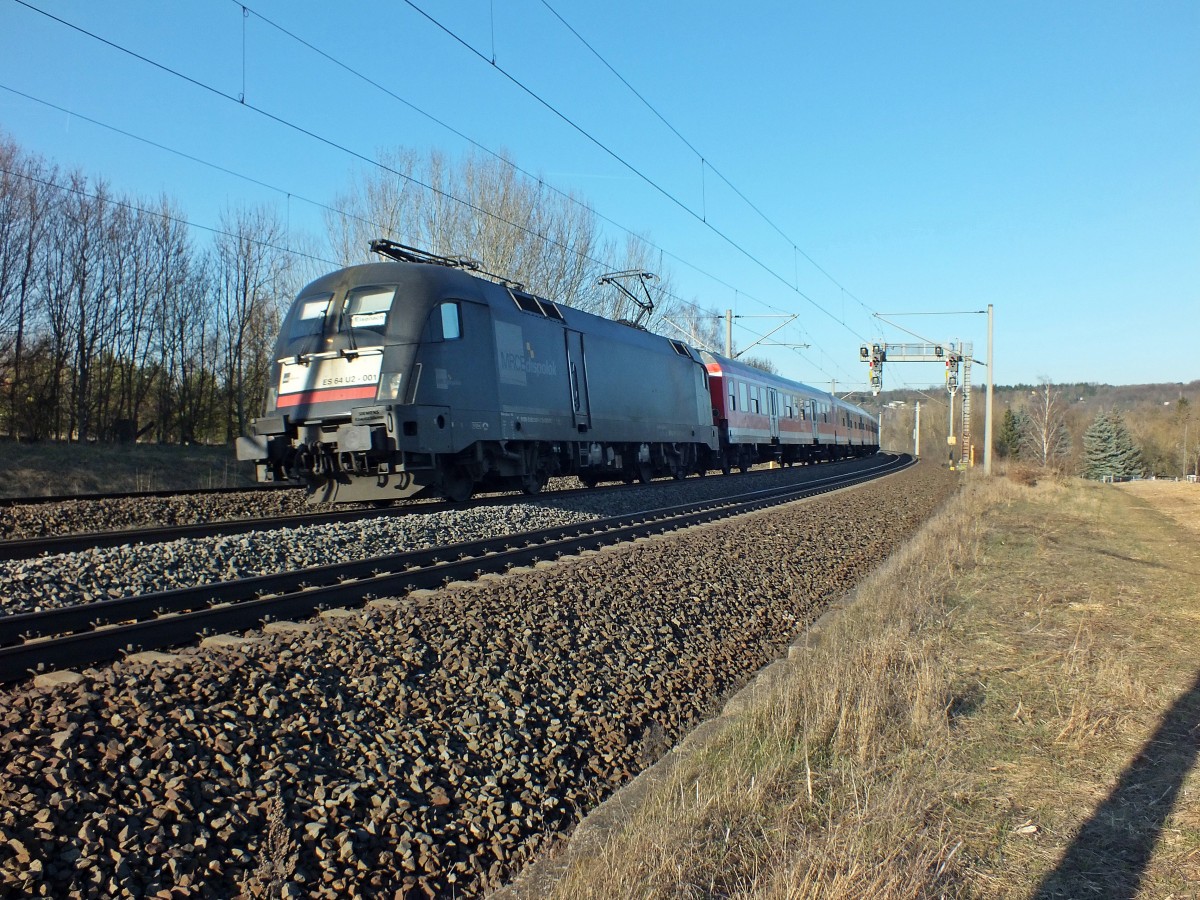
[0,488,531,561]
[0,455,911,684]
[0,482,295,509]
[0,462,848,561]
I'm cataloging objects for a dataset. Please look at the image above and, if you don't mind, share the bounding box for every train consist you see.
[236,241,879,503]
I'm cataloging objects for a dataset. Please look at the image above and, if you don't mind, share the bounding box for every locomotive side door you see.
[564,329,591,431]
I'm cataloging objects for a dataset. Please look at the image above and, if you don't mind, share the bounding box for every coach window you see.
[739,381,748,413]
[439,301,462,340]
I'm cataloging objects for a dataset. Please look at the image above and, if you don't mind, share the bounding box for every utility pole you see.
[984,304,994,476]
[722,310,801,358]
[914,401,921,456]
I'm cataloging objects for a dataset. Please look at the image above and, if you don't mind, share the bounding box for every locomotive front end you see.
[236,256,471,503]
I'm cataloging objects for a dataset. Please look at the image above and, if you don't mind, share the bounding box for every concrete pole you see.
[984,303,994,475]
[914,401,921,456]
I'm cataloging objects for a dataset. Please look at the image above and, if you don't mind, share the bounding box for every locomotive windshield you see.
[288,294,333,339]
[342,286,395,334]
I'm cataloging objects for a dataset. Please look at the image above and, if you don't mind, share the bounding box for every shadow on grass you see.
[1034,666,1200,899]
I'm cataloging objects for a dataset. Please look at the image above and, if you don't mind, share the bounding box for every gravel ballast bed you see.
[0,461,878,619]
[0,462,957,898]
[0,490,312,542]
[0,469,659,542]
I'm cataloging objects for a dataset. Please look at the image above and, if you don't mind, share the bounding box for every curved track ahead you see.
[0,455,912,684]
[0,460,869,561]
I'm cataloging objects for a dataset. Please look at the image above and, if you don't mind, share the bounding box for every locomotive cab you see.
[237,251,497,503]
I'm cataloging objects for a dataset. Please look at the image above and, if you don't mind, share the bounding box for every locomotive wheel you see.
[441,467,475,503]
[579,474,599,489]
[520,472,547,495]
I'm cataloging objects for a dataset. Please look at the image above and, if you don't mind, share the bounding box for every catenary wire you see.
[536,0,879,321]
[11,0,870,365]
[229,1,755,306]
[0,164,340,269]
[13,0,841,349]
[231,0,855,334]
[0,82,758,339]
[397,0,870,339]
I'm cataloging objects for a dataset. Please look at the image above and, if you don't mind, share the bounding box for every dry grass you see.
[948,478,1200,898]
[1118,479,1200,536]
[531,476,1200,899]
[1004,463,1042,487]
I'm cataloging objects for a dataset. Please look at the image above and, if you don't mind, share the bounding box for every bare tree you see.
[1020,379,1072,468]
[327,148,649,311]
[213,206,291,441]
[324,147,724,352]
[0,138,58,438]
[656,300,721,353]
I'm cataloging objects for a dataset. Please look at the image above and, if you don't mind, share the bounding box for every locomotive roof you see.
[298,259,493,301]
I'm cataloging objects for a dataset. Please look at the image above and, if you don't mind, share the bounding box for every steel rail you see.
[0,482,296,509]
[0,488,556,561]
[0,455,911,684]
[0,458,873,562]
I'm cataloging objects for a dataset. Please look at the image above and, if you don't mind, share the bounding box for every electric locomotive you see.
[236,241,720,503]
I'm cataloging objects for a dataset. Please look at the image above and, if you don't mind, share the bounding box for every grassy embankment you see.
[537,473,1200,898]
[0,441,255,498]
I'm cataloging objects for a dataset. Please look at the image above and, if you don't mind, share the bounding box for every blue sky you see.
[1,0,1196,391]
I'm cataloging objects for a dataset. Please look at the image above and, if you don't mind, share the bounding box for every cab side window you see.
[424,301,463,342]
[440,301,461,340]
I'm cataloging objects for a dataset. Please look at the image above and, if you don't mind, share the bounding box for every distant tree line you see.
[0,136,293,444]
[991,380,1196,479]
[0,136,767,446]
[879,379,1196,479]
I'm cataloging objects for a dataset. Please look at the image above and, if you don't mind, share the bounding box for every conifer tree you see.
[996,408,1028,458]
[1083,410,1143,480]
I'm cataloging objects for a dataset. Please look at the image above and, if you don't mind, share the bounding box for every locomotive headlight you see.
[376,372,403,402]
